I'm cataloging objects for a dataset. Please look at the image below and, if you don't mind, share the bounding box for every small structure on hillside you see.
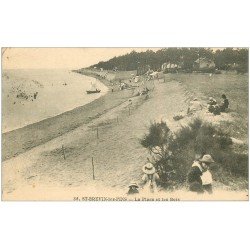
[161,62,180,70]
[161,62,181,73]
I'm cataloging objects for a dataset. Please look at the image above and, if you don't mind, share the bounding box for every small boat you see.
[87,82,101,94]
[86,89,101,94]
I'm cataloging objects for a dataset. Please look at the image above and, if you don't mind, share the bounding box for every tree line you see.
[88,48,248,73]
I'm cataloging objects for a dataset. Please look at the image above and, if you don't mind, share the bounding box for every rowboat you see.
[86,89,101,94]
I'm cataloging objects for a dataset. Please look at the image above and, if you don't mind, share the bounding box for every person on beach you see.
[127,182,139,195]
[187,98,203,114]
[34,92,38,99]
[187,154,215,194]
[141,162,159,193]
[207,97,217,113]
[200,154,215,194]
[207,97,221,115]
[212,104,221,115]
[219,94,229,112]
[208,97,217,106]
[188,154,204,193]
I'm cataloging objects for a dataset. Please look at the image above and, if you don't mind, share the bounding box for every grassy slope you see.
[167,72,248,141]
[165,72,248,190]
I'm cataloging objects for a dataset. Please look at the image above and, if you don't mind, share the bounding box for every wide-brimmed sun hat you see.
[142,163,156,174]
[129,182,139,188]
[200,154,215,163]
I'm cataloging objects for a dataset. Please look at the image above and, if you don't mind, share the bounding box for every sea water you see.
[2,69,108,133]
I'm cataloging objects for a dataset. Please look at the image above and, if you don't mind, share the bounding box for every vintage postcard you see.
[1,48,249,201]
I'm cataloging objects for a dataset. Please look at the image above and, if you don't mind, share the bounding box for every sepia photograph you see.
[1,47,249,201]
[1,1,250,250]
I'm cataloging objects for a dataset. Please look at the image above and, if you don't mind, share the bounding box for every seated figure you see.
[220,94,229,112]
[207,97,218,114]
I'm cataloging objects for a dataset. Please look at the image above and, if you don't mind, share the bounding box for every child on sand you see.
[127,182,139,195]
[200,155,214,194]
[188,154,215,194]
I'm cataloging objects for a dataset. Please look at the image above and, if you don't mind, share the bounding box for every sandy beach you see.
[2,70,248,200]
[2,70,129,161]
[2,70,186,199]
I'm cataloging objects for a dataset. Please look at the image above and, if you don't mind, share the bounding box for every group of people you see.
[207,94,229,115]
[187,154,215,194]
[187,94,229,116]
[14,90,39,104]
[127,162,159,195]
[127,153,216,196]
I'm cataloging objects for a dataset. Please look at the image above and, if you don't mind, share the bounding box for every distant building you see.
[193,58,215,70]
[161,62,181,71]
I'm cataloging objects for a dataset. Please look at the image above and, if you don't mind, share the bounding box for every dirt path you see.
[2,80,189,200]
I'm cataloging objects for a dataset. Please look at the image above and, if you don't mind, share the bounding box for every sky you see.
[2,48,161,70]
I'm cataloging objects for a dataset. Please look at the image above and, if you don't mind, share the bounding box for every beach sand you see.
[2,70,248,200]
[2,70,130,161]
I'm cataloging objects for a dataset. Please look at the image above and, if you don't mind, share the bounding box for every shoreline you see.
[2,71,248,200]
[2,70,134,161]
[2,69,109,133]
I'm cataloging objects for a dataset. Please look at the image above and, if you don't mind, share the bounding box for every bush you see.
[214,70,222,74]
[163,68,179,74]
[211,150,248,178]
[196,68,215,73]
[140,121,176,187]
[140,121,171,149]
[140,118,248,189]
